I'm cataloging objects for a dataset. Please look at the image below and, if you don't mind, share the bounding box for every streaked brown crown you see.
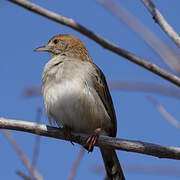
[47,34,92,61]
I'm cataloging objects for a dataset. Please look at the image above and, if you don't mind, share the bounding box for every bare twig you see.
[31,107,42,179]
[8,0,180,86]
[98,0,180,73]
[142,0,180,48]
[125,163,180,176]
[23,86,41,98]
[23,81,180,99]
[109,81,180,99]
[1,130,43,180]
[147,96,180,129]
[1,118,180,160]
[16,170,32,180]
[68,147,85,180]
[91,163,180,177]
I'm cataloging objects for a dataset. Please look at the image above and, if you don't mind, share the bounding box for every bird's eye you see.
[53,39,59,44]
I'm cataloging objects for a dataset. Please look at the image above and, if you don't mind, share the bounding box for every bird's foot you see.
[63,126,74,145]
[85,128,101,152]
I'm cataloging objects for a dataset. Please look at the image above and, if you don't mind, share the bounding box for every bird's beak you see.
[34,45,50,52]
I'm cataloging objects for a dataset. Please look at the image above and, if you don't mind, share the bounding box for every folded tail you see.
[100,147,125,180]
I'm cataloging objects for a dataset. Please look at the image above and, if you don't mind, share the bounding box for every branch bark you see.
[8,0,180,87]
[1,117,180,160]
[142,0,180,48]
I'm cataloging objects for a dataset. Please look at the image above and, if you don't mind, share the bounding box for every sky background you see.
[1,0,180,180]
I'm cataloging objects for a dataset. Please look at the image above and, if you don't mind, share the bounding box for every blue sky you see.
[1,0,180,180]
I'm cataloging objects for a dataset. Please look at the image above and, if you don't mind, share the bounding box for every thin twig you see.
[109,81,180,99]
[16,170,32,180]
[1,118,180,160]
[8,0,180,86]
[23,82,180,99]
[147,96,180,129]
[90,163,180,177]
[30,107,42,179]
[142,0,180,48]
[1,130,43,180]
[68,147,85,180]
[98,0,180,73]
[23,86,41,97]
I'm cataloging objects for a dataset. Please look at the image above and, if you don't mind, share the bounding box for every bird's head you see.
[35,34,91,61]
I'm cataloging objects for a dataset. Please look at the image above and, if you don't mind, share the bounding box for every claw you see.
[85,128,101,152]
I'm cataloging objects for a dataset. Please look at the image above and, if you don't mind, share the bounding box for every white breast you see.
[42,57,111,134]
[43,77,111,134]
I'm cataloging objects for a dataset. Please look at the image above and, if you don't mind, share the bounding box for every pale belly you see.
[43,80,111,134]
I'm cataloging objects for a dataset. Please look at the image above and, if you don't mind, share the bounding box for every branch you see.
[8,0,180,87]
[109,81,180,99]
[90,163,180,177]
[31,107,42,177]
[1,117,180,160]
[23,82,180,99]
[142,0,180,48]
[1,130,42,180]
[23,86,41,97]
[68,147,85,180]
[147,96,180,129]
[98,0,180,73]
[16,170,32,180]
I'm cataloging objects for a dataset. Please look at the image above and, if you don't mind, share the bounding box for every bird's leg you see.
[63,126,74,145]
[85,128,101,152]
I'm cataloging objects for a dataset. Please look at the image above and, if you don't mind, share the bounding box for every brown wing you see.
[91,63,117,137]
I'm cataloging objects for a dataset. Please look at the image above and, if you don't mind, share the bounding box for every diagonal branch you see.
[16,170,32,180]
[8,0,180,87]
[1,117,180,160]
[147,96,180,129]
[1,130,42,180]
[31,107,42,176]
[142,0,180,48]
[68,147,85,180]
[98,0,180,73]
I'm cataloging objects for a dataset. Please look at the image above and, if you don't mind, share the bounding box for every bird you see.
[35,34,125,180]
